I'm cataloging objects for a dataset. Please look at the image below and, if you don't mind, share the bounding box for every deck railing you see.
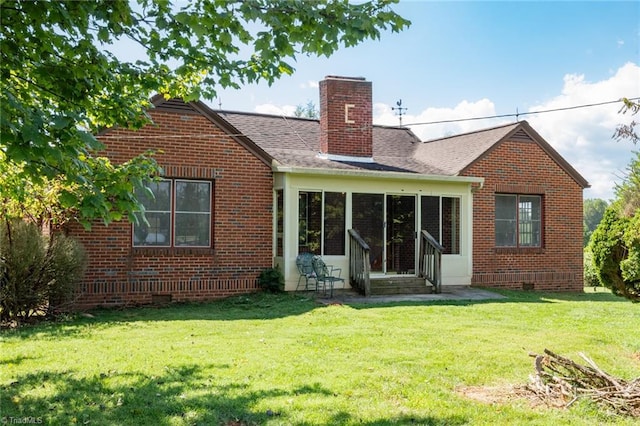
[418,230,444,293]
[348,229,371,296]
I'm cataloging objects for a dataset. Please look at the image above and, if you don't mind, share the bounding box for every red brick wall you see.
[69,108,273,309]
[320,76,373,157]
[462,139,584,292]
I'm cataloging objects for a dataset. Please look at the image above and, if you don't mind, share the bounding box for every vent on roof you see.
[511,128,534,142]
[155,98,199,114]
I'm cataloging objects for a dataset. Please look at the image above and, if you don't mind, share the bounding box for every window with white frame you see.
[133,179,212,247]
[495,194,542,247]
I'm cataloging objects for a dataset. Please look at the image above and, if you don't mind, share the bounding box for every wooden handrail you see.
[348,229,371,296]
[419,230,443,293]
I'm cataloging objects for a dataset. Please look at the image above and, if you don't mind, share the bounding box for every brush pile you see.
[526,349,640,417]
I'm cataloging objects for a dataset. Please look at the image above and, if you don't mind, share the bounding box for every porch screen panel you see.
[420,196,439,242]
[276,190,283,257]
[324,192,346,255]
[352,193,384,273]
[299,191,321,254]
[442,197,460,255]
[420,196,460,254]
[387,195,416,273]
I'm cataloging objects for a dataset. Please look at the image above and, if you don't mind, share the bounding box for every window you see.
[133,179,211,247]
[298,191,346,255]
[298,191,322,253]
[323,192,346,255]
[495,194,541,247]
[420,196,460,255]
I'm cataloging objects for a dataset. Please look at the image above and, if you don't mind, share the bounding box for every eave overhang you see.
[272,163,484,185]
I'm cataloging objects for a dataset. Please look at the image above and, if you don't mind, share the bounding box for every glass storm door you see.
[386,195,416,274]
[352,193,385,273]
[352,193,417,274]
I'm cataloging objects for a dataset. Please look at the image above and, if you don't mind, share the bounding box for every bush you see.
[47,232,87,312]
[589,207,639,302]
[583,249,599,288]
[0,220,86,322]
[258,265,284,293]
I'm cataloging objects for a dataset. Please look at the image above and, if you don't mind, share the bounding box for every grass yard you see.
[1,288,639,425]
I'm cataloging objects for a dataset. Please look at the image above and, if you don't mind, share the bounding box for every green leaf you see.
[1,0,408,226]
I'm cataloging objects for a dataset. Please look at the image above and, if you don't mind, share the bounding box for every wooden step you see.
[369,276,434,295]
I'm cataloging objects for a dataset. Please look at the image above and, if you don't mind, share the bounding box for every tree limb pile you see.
[527,349,640,417]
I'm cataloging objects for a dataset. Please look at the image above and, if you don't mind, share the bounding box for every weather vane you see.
[392,99,407,126]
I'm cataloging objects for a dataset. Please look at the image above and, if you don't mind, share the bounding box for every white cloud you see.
[373,62,640,200]
[525,62,640,200]
[374,98,503,141]
[254,103,296,116]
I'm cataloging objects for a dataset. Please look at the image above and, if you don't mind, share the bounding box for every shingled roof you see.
[415,122,521,175]
[213,110,447,174]
[416,120,589,188]
[151,96,588,187]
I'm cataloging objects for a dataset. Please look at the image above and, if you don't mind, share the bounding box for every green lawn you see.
[1,288,639,425]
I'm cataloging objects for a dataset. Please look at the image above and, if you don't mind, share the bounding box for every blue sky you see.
[111,1,639,200]
[206,1,640,201]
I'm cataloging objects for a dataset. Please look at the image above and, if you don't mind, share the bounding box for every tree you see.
[589,202,639,301]
[0,0,409,227]
[294,101,320,119]
[614,97,639,145]
[583,198,608,246]
[588,98,640,302]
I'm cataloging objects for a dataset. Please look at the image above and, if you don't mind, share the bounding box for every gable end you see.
[514,122,590,189]
[461,121,589,189]
[148,95,274,167]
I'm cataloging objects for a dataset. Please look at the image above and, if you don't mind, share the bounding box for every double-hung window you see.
[133,179,212,247]
[495,194,542,248]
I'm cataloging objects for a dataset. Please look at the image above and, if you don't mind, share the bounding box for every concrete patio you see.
[315,285,507,304]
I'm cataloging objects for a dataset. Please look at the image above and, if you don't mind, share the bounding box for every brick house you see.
[71,75,589,308]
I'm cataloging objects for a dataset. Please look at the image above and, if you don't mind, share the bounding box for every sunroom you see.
[273,169,483,294]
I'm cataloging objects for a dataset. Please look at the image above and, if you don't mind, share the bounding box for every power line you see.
[97,96,640,141]
[402,97,640,127]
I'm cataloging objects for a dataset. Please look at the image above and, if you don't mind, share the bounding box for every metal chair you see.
[311,255,344,297]
[295,252,317,292]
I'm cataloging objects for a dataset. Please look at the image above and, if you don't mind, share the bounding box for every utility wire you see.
[99,97,640,140]
[402,97,640,127]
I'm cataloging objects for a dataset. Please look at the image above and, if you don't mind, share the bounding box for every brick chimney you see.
[319,76,373,161]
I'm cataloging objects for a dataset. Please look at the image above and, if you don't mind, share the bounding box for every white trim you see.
[274,164,484,185]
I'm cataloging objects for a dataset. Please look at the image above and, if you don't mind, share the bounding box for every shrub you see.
[258,265,285,293]
[0,220,86,322]
[47,232,87,313]
[589,207,639,302]
[583,249,599,287]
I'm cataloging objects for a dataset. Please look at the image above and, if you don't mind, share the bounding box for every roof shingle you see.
[151,97,589,187]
